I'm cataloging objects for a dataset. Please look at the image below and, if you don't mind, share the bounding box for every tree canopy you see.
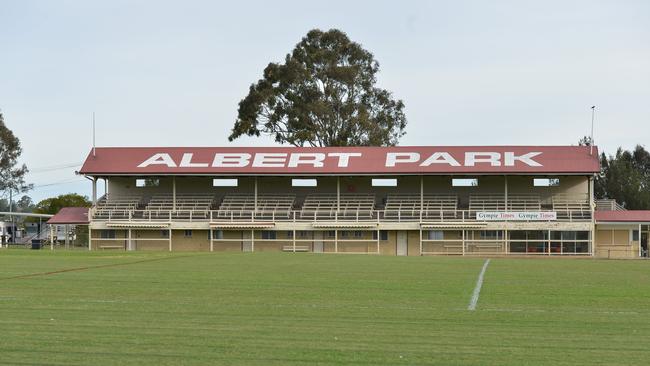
[595,145,650,210]
[229,29,407,147]
[0,112,32,193]
[33,193,92,216]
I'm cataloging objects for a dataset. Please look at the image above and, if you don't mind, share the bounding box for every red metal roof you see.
[79,146,600,176]
[595,210,650,223]
[47,207,90,225]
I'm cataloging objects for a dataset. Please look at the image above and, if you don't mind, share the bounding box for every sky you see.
[1,0,649,203]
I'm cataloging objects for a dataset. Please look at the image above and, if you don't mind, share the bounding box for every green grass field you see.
[1,251,649,365]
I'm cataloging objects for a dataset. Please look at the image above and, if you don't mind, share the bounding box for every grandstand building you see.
[77,146,649,258]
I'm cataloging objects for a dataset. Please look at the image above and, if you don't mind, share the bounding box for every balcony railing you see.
[90,208,592,223]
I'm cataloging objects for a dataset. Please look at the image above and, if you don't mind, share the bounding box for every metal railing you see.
[91,208,592,223]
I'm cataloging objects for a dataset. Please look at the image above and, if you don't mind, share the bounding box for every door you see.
[397,231,408,256]
[313,231,323,253]
[242,231,253,252]
[642,232,648,258]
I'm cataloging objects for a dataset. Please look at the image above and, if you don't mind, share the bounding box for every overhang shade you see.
[79,146,600,176]
[47,207,90,225]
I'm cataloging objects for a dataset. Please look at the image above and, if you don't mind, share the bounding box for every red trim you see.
[595,210,650,223]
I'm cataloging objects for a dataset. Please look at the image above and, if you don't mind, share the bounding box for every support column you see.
[251,229,255,252]
[64,224,69,249]
[92,177,98,204]
[172,176,177,211]
[50,225,54,250]
[548,229,551,256]
[462,229,465,256]
[254,177,258,213]
[292,229,296,253]
[88,227,92,251]
[335,230,338,253]
[639,224,642,258]
[420,176,424,222]
[376,229,380,254]
[589,176,595,256]
[419,228,423,255]
[168,229,172,252]
[504,176,508,211]
[128,228,132,251]
[209,228,213,252]
[336,177,341,213]
[505,229,509,255]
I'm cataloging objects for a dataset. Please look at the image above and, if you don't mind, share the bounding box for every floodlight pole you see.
[590,106,596,156]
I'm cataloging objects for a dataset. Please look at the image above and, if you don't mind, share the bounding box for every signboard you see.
[476,211,557,221]
[79,146,601,175]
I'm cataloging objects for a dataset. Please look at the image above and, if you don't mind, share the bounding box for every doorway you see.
[397,231,407,256]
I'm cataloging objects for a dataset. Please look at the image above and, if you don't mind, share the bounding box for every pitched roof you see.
[47,207,90,225]
[595,210,650,223]
[79,146,600,176]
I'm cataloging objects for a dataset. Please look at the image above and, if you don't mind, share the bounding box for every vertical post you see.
[504,176,508,212]
[336,176,341,213]
[172,176,177,211]
[168,229,172,252]
[254,177,258,213]
[548,229,551,256]
[251,229,255,252]
[589,176,595,256]
[209,227,213,252]
[639,224,642,258]
[505,229,509,255]
[88,227,92,251]
[50,225,54,250]
[128,228,132,251]
[419,228,423,255]
[64,224,70,249]
[420,176,424,222]
[92,177,97,204]
[376,229,380,254]
[334,230,338,253]
[462,229,465,255]
[292,229,296,253]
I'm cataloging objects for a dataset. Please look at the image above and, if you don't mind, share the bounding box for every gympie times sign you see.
[477,212,558,221]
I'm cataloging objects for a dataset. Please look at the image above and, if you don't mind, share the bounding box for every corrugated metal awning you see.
[106,222,170,228]
[312,222,378,228]
[210,222,275,229]
[420,223,488,229]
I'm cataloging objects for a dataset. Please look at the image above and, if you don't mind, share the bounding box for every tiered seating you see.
[144,194,215,220]
[216,194,295,219]
[300,194,375,220]
[384,194,458,220]
[469,194,506,212]
[552,194,591,220]
[93,195,142,220]
[507,195,541,211]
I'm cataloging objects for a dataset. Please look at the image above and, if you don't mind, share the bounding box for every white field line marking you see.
[468,259,491,311]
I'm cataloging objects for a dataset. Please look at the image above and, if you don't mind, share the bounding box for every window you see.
[341,231,349,238]
[372,230,389,240]
[633,230,640,241]
[287,231,294,239]
[452,178,478,187]
[261,231,277,240]
[292,179,317,187]
[427,231,444,240]
[213,179,238,187]
[326,231,335,238]
[136,178,160,188]
[480,231,503,240]
[100,230,116,239]
[184,230,192,238]
[298,231,309,238]
[534,178,560,187]
[353,231,363,238]
[161,230,169,238]
[211,230,223,240]
[372,179,397,187]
